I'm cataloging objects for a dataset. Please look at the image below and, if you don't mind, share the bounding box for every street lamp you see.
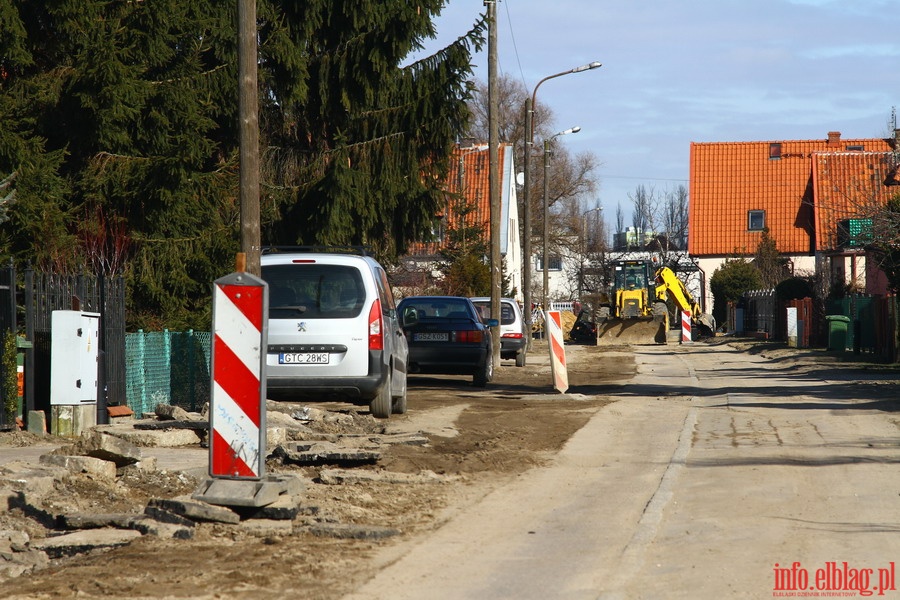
[543,126,581,311]
[522,61,601,348]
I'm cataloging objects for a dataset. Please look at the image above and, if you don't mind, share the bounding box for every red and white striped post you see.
[545,310,569,393]
[209,269,268,479]
[681,310,692,344]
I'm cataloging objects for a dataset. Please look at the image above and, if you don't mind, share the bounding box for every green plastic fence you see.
[125,330,212,418]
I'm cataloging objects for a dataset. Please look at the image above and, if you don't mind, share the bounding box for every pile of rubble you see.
[0,401,444,580]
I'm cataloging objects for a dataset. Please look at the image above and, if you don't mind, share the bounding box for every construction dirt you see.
[0,337,888,599]
[0,339,630,600]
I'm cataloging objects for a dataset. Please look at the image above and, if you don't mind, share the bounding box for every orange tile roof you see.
[689,133,894,257]
[812,151,897,251]
[408,143,504,256]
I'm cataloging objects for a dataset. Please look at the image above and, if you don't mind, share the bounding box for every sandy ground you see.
[0,337,894,599]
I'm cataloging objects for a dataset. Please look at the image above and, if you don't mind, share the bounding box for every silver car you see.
[261,250,408,418]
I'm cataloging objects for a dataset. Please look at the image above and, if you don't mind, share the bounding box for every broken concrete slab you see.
[146,496,240,525]
[306,523,401,540]
[154,404,198,421]
[233,493,301,521]
[51,430,143,467]
[317,468,453,486]
[143,505,196,528]
[133,420,207,432]
[99,425,203,448]
[56,513,138,530]
[30,529,142,559]
[272,442,381,466]
[39,454,117,481]
[0,530,48,579]
[131,517,194,540]
[0,461,68,499]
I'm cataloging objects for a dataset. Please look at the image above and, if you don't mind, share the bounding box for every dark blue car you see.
[397,296,499,387]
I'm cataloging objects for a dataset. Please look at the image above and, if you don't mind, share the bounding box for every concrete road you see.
[346,342,900,600]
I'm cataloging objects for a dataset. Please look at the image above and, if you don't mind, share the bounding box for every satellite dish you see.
[516,172,525,186]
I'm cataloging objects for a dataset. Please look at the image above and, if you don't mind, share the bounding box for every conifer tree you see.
[0,0,484,328]
[258,1,486,258]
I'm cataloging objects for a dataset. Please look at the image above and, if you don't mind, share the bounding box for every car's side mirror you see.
[485,318,499,328]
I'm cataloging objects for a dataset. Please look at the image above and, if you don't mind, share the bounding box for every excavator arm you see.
[653,267,716,336]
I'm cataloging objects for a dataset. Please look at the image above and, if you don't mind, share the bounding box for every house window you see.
[748,210,766,231]
[536,255,562,271]
[768,143,782,159]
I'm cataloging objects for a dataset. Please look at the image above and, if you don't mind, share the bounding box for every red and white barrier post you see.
[209,270,268,479]
[545,310,569,393]
[681,310,692,344]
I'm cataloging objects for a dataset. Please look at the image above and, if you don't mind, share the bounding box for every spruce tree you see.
[258,1,486,258]
[0,1,484,328]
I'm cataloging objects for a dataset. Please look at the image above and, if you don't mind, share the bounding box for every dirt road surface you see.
[0,339,898,599]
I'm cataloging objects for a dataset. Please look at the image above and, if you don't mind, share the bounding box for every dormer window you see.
[768,143,782,160]
[748,210,766,231]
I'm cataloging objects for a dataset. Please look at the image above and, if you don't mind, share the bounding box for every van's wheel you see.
[473,357,492,387]
[391,379,408,415]
[515,349,526,367]
[370,373,392,419]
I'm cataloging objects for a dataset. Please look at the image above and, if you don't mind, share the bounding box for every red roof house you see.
[689,131,898,304]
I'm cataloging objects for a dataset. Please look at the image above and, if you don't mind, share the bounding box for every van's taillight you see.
[502,332,524,339]
[368,299,384,350]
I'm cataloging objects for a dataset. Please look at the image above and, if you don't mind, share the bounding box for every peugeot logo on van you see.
[297,322,307,332]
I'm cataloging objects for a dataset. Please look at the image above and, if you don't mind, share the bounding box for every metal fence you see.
[125,330,211,418]
[739,288,898,361]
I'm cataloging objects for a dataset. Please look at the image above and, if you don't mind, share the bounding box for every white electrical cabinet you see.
[50,310,100,405]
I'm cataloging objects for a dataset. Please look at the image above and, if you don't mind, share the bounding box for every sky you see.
[411,0,900,225]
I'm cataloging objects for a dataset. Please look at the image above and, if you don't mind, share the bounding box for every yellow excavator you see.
[595,260,716,345]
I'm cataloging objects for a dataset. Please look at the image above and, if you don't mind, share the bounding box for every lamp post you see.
[522,61,601,348]
[543,127,580,312]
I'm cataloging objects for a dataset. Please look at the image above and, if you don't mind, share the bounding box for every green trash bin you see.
[826,315,850,351]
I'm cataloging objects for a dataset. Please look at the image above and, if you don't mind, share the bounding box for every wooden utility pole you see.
[238,0,261,276]
[487,1,501,367]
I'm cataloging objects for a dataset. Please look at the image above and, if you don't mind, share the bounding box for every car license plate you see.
[413,332,449,342]
[278,352,330,364]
